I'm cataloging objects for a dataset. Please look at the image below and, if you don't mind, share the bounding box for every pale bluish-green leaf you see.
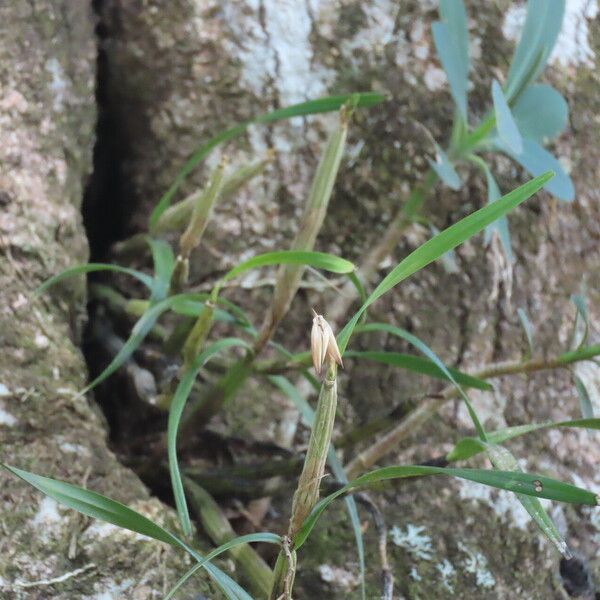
[164,532,281,600]
[497,137,574,201]
[512,84,568,143]
[169,338,250,536]
[337,173,553,356]
[294,464,596,548]
[517,307,534,357]
[427,142,461,190]
[492,79,523,153]
[571,294,590,349]
[574,376,594,419]
[505,0,565,101]
[150,92,385,225]
[432,16,468,120]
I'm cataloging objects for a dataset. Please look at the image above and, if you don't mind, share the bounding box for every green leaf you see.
[512,84,568,143]
[344,350,491,391]
[517,307,534,358]
[150,92,386,226]
[169,338,250,536]
[574,376,594,419]
[432,0,469,120]
[447,418,600,462]
[2,464,252,600]
[492,80,523,154]
[351,321,488,439]
[148,239,175,302]
[268,375,366,597]
[496,137,574,201]
[570,294,590,350]
[83,294,209,393]
[486,444,570,557]
[294,464,597,549]
[36,263,154,295]
[427,143,461,190]
[221,250,355,283]
[505,0,565,101]
[164,532,281,600]
[337,172,553,355]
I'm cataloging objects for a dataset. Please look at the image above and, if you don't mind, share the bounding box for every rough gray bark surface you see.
[2,0,599,598]
[97,1,600,597]
[0,3,214,598]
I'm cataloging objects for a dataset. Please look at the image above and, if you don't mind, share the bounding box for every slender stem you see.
[270,359,338,599]
[345,345,600,479]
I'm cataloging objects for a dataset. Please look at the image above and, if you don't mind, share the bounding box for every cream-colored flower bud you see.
[310,309,343,376]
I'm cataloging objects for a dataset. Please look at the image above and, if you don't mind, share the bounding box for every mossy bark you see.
[10,1,599,598]
[0,3,217,598]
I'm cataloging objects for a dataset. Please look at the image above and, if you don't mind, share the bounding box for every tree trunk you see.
[0,3,214,598]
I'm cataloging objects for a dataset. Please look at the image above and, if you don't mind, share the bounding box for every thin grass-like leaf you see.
[344,350,491,391]
[352,321,488,438]
[150,92,385,226]
[148,239,175,302]
[294,464,597,549]
[164,532,281,600]
[169,338,250,536]
[517,307,534,358]
[36,263,154,295]
[222,251,354,282]
[570,294,590,350]
[574,376,595,419]
[82,294,221,393]
[336,173,553,355]
[447,418,600,462]
[2,465,253,600]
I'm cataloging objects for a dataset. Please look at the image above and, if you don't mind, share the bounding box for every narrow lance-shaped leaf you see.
[492,79,523,154]
[150,92,385,226]
[2,465,254,600]
[574,375,594,419]
[164,532,282,600]
[495,137,574,201]
[148,238,175,302]
[517,307,534,357]
[432,0,469,120]
[447,418,600,462]
[36,263,154,294]
[337,172,554,355]
[427,142,461,190]
[486,444,570,557]
[293,464,597,549]
[169,338,250,536]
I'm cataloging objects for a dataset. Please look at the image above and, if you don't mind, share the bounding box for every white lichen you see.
[436,558,456,592]
[45,58,69,111]
[390,524,434,560]
[318,564,359,590]
[0,403,17,426]
[31,497,66,541]
[459,542,496,589]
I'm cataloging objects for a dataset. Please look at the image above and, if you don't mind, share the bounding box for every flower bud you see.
[310,309,343,376]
